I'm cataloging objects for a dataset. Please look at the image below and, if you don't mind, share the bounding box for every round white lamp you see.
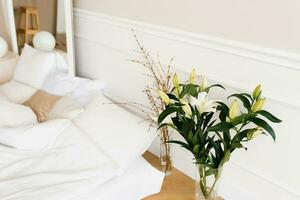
[0,37,8,58]
[33,31,56,51]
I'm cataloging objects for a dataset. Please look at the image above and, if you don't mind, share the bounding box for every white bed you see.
[73,157,164,200]
[0,44,164,199]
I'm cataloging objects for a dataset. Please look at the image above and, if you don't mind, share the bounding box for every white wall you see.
[73,2,300,200]
[74,0,300,54]
[0,1,11,50]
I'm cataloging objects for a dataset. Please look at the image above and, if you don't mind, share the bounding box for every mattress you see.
[72,156,164,200]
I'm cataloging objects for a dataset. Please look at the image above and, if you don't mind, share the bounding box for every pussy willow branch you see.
[128,30,174,162]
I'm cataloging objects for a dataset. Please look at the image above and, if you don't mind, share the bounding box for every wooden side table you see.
[143,151,223,200]
[0,51,19,84]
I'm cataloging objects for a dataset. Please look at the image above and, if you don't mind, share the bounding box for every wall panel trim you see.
[74,8,300,110]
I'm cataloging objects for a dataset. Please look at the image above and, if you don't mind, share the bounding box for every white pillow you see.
[42,73,106,106]
[48,95,84,120]
[13,44,57,89]
[73,94,156,175]
[42,73,89,96]
[70,80,106,106]
[0,80,37,104]
[0,101,38,127]
[0,119,71,150]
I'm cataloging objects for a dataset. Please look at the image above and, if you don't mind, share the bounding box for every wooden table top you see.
[142,151,223,200]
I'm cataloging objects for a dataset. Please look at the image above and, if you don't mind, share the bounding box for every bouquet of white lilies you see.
[157,69,281,200]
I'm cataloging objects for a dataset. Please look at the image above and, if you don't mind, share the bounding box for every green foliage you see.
[157,74,282,186]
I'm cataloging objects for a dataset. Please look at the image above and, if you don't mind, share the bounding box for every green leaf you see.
[202,112,214,130]
[180,84,198,98]
[216,102,229,121]
[158,106,178,124]
[216,102,229,112]
[205,84,226,92]
[251,118,276,141]
[223,131,231,150]
[192,133,199,145]
[230,143,246,152]
[193,145,200,154]
[167,140,192,152]
[207,122,233,132]
[228,94,251,110]
[171,117,182,131]
[209,139,223,163]
[167,93,179,101]
[256,110,282,123]
[157,123,180,133]
[233,128,252,142]
[182,119,192,136]
[188,131,194,142]
[209,153,217,167]
[239,93,253,101]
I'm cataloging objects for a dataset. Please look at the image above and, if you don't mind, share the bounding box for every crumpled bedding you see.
[0,122,119,200]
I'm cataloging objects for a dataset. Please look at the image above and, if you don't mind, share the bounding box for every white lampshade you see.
[0,37,8,58]
[33,31,56,51]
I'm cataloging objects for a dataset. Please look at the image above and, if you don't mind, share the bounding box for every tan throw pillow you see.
[24,90,61,122]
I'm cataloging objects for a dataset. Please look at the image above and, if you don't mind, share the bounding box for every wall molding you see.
[74,8,300,72]
[74,8,300,110]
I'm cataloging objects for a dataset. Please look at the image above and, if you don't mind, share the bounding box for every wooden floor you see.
[142,151,223,200]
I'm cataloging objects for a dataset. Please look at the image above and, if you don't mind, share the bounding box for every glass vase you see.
[159,127,172,176]
[195,164,221,200]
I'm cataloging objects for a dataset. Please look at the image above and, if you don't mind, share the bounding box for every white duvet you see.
[0,122,119,200]
[0,91,158,200]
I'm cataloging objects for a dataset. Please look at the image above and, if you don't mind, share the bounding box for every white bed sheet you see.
[72,156,164,200]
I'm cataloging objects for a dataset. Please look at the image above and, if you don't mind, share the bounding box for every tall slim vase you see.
[195,164,221,200]
[159,127,172,176]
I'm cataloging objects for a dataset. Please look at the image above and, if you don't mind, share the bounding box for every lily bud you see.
[247,127,263,140]
[251,98,265,112]
[173,73,180,88]
[180,99,192,116]
[189,68,196,84]
[158,90,170,105]
[252,84,262,100]
[200,76,208,91]
[229,100,240,120]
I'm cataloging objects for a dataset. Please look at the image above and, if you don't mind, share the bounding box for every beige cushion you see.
[24,90,61,122]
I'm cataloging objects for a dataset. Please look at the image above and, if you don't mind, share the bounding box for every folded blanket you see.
[0,123,118,200]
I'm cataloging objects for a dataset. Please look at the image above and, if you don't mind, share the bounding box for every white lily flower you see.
[188,92,217,113]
